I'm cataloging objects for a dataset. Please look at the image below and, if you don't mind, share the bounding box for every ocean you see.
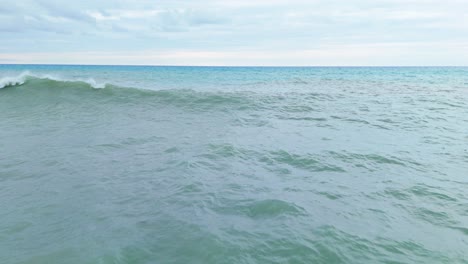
[0,65,467,263]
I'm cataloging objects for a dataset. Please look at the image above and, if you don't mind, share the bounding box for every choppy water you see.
[1,65,467,264]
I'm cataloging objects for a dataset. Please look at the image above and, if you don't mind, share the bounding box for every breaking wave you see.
[0,72,107,89]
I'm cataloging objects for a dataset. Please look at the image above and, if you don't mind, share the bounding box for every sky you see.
[1,0,468,66]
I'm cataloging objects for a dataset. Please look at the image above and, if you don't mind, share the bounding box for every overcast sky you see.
[1,0,468,66]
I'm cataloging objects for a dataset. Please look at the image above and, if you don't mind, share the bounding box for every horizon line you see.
[1,63,467,68]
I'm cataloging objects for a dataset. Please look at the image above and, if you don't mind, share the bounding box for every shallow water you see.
[1,65,467,263]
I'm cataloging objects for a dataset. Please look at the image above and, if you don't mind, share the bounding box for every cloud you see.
[2,41,468,66]
[36,0,93,23]
[85,8,228,34]
[0,0,467,65]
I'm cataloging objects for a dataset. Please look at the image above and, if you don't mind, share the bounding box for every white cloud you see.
[0,0,467,65]
[2,41,468,66]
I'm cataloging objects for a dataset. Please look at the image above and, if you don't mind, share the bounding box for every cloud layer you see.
[1,0,468,65]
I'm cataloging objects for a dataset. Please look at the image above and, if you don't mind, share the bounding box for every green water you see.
[0,66,467,263]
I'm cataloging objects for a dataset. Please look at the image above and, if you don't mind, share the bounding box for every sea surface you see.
[0,65,467,264]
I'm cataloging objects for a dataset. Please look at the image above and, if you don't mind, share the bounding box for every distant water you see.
[1,65,467,264]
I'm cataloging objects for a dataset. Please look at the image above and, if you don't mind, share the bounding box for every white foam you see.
[85,78,106,89]
[0,71,107,89]
[0,71,31,89]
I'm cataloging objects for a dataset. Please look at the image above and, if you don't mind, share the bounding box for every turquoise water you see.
[1,65,467,263]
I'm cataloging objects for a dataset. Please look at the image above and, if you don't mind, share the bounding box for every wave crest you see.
[0,72,29,88]
[0,72,107,89]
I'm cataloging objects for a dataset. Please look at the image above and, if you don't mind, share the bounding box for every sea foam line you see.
[0,71,107,89]
[0,72,30,89]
